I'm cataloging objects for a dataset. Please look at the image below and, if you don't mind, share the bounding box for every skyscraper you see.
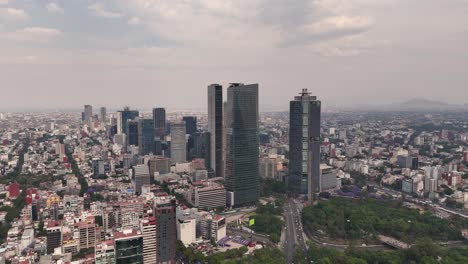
[117,107,139,135]
[100,107,107,123]
[153,108,166,139]
[289,89,321,200]
[182,116,197,135]
[225,83,259,207]
[154,199,177,264]
[126,119,139,147]
[84,105,93,123]
[207,84,223,177]
[170,121,186,164]
[138,119,155,156]
[193,131,211,170]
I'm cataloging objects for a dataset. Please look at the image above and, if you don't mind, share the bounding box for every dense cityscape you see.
[1,83,468,264]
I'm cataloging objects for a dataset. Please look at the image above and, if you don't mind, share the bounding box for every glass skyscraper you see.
[207,84,223,177]
[152,107,166,139]
[289,89,321,199]
[138,118,155,156]
[225,83,259,207]
[117,107,139,135]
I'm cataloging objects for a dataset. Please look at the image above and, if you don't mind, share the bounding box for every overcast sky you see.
[1,0,468,111]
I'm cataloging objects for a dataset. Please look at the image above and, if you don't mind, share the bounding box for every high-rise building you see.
[126,119,139,147]
[170,121,186,164]
[100,107,107,124]
[117,107,139,135]
[289,89,321,200]
[133,164,150,194]
[84,105,93,123]
[153,108,166,139]
[46,221,62,254]
[182,116,197,135]
[140,217,157,264]
[92,159,105,177]
[207,84,223,177]
[77,216,97,250]
[154,198,177,264]
[114,230,144,264]
[193,131,211,170]
[138,119,155,156]
[176,217,196,246]
[148,156,171,178]
[225,83,259,207]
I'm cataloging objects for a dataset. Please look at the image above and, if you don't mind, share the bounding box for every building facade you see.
[207,84,223,177]
[225,83,259,206]
[289,88,321,199]
[170,121,186,164]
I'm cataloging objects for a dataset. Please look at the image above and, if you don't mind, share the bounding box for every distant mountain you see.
[349,98,468,111]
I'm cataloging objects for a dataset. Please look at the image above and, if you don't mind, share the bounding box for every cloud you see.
[47,2,64,14]
[88,2,123,18]
[0,7,29,20]
[127,17,142,25]
[1,27,62,42]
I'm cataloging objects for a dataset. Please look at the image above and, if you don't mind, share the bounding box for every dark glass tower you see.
[152,108,166,139]
[138,119,155,155]
[126,119,139,146]
[225,83,259,206]
[207,84,223,177]
[117,107,139,134]
[193,131,211,170]
[289,89,321,200]
[155,199,176,263]
[182,116,197,135]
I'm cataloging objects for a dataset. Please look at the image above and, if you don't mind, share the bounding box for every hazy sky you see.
[1,0,468,111]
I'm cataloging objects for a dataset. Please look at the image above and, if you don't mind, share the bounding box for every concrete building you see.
[154,198,177,264]
[133,164,150,194]
[176,217,197,246]
[140,217,157,264]
[95,240,115,264]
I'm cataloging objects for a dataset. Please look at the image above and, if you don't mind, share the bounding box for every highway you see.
[283,198,309,263]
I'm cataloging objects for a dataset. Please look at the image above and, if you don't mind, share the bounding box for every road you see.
[283,198,309,263]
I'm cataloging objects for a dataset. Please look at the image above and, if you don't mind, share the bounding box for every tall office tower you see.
[207,84,223,177]
[182,116,197,135]
[170,121,186,164]
[133,164,150,194]
[117,107,139,134]
[99,107,107,123]
[153,107,166,139]
[114,230,143,264]
[289,89,321,200]
[154,199,177,264]
[77,216,97,250]
[126,119,139,147]
[138,119,155,156]
[46,221,62,254]
[84,105,93,123]
[140,217,157,264]
[193,131,211,170]
[225,83,259,207]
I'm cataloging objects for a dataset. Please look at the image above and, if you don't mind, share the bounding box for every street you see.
[283,198,309,263]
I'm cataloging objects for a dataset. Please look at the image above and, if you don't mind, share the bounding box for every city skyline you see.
[2,1,468,110]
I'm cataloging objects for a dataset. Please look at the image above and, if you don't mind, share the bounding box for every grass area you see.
[302,197,468,243]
